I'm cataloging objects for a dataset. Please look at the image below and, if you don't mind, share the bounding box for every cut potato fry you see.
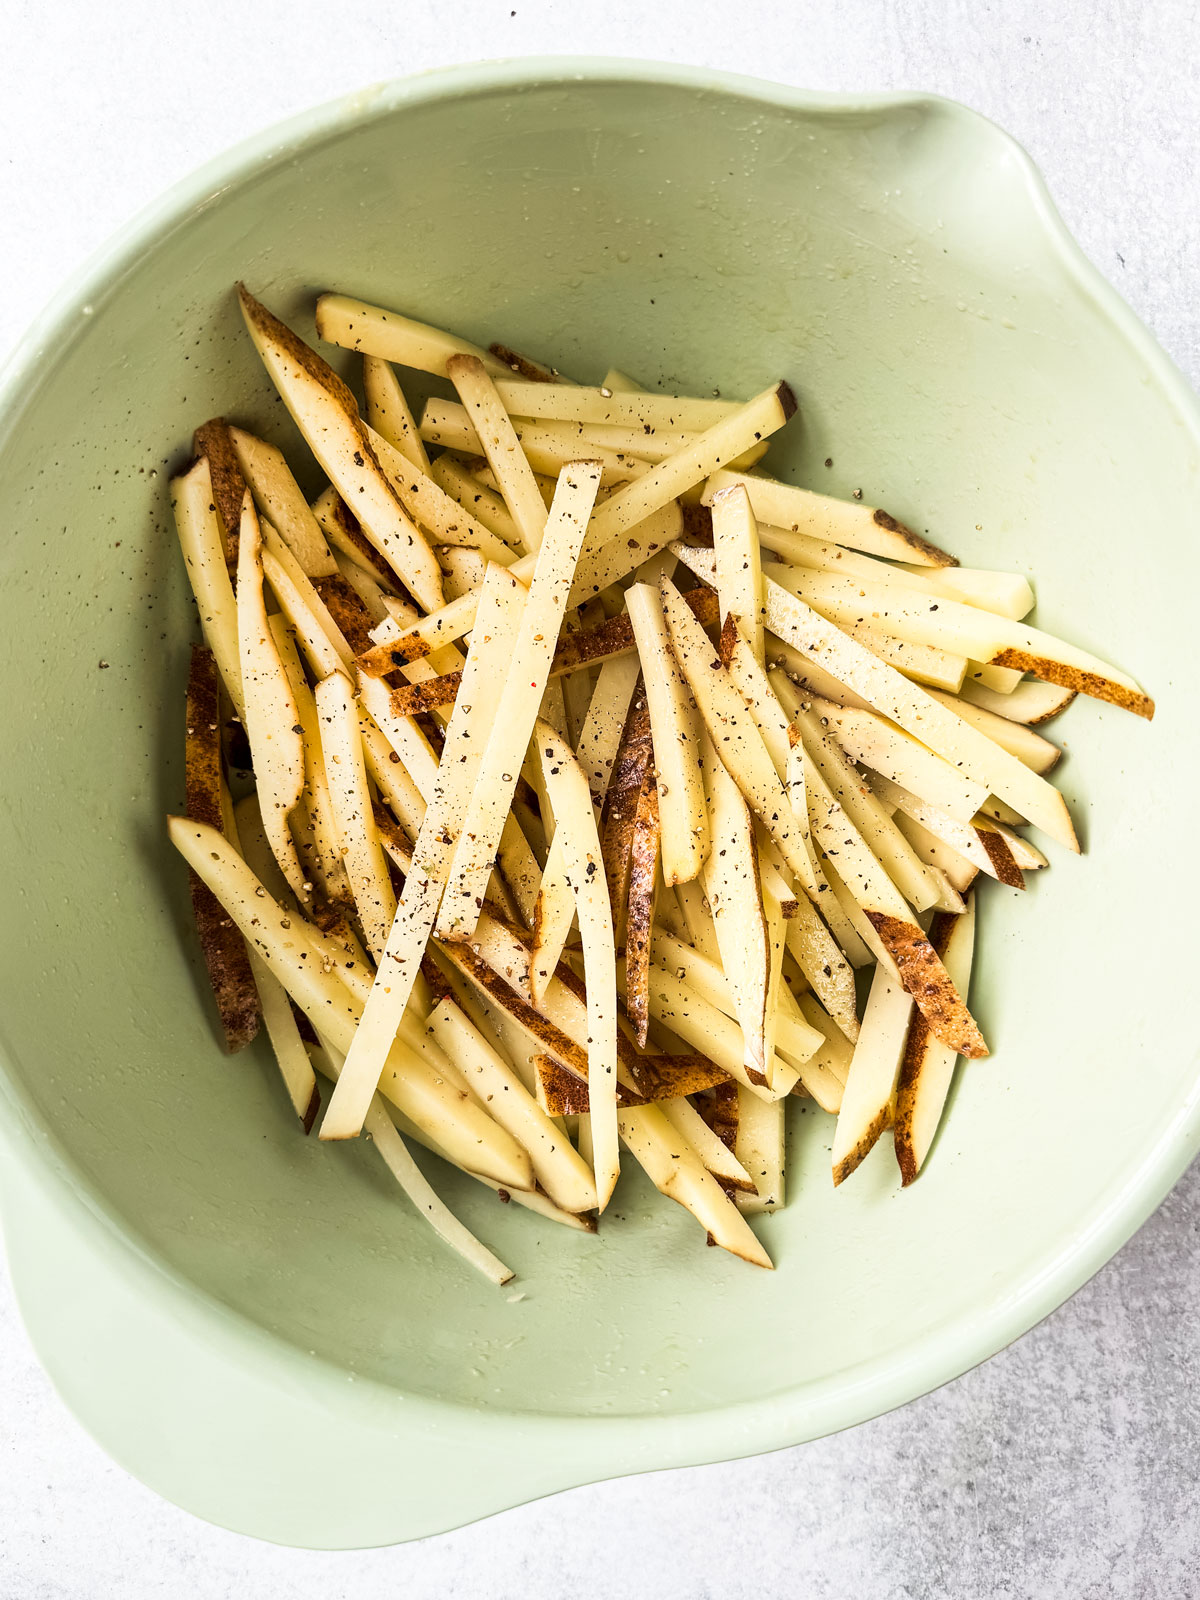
[581,384,794,561]
[366,424,516,564]
[426,997,597,1214]
[314,293,510,378]
[730,568,1080,851]
[314,672,398,956]
[758,523,1033,619]
[959,675,1076,725]
[445,357,549,554]
[894,895,978,1184]
[170,818,532,1190]
[535,722,621,1210]
[831,964,914,1185]
[702,469,956,567]
[224,426,337,577]
[795,695,989,823]
[238,287,444,613]
[873,775,1025,890]
[626,583,709,885]
[767,567,1153,720]
[672,880,723,964]
[320,564,527,1140]
[437,464,602,941]
[624,771,660,1048]
[183,644,260,1051]
[495,378,737,432]
[658,578,814,893]
[712,481,766,665]
[651,930,822,1067]
[311,486,408,595]
[927,689,1062,774]
[600,684,654,948]
[171,457,245,718]
[734,1089,785,1214]
[362,355,431,472]
[422,401,650,486]
[235,496,307,901]
[699,731,769,1078]
[429,454,523,548]
[977,816,1047,871]
[659,1096,755,1192]
[616,1102,772,1267]
[891,811,981,895]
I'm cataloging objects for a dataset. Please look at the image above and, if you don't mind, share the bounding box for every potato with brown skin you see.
[184,643,260,1051]
[624,771,660,1048]
[600,684,654,948]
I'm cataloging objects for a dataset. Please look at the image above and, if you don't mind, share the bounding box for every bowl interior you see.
[1,70,1197,1422]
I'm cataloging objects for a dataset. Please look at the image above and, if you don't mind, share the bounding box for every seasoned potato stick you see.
[626,583,709,886]
[711,481,765,664]
[832,965,914,1185]
[445,356,549,554]
[438,463,602,942]
[238,286,444,613]
[624,771,660,1048]
[171,457,245,717]
[314,293,510,378]
[362,355,431,471]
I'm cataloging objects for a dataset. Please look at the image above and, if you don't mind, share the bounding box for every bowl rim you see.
[3,53,1200,1483]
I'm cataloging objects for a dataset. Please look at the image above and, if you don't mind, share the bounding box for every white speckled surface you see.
[2,2,1198,1593]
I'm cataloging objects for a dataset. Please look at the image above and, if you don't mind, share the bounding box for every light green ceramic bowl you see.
[1,59,1197,1549]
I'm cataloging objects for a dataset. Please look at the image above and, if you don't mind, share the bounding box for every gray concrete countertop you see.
[1,3,1197,1594]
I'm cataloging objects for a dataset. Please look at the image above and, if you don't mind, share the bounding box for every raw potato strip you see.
[740,568,1079,851]
[873,775,1025,890]
[446,356,548,554]
[314,293,511,378]
[495,378,737,431]
[320,566,527,1139]
[800,696,989,823]
[699,731,769,1079]
[959,675,1076,725]
[389,673,462,719]
[311,487,408,594]
[269,616,352,907]
[171,458,245,718]
[831,965,915,1185]
[535,723,620,1210]
[702,469,955,567]
[362,355,431,471]
[659,1097,756,1192]
[311,1034,515,1284]
[260,519,354,670]
[927,690,1061,774]
[625,584,709,885]
[314,673,398,956]
[735,1090,785,1214]
[624,772,660,1047]
[616,1103,772,1268]
[673,880,722,963]
[658,578,813,892]
[437,464,603,941]
[892,812,981,895]
[191,419,246,568]
[600,685,653,948]
[799,736,984,1056]
[168,819,532,1191]
[238,287,444,614]
[772,567,1153,720]
[426,998,597,1214]
[224,426,337,577]
[357,674,441,800]
[422,403,650,485]
[757,523,1033,619]
[229,795,320,1129]
[183,645,260,1050]
[977,816,1047,871]
[756,840,860,1039]
[787,698,950,916]
[429,454,523,548]
[711,482,766,664]
[651,930,822,1067]
[580,384,795,560]
[489,342,567,383]
[366,425,516,564]
[644,964,779,1094]
[894,897,978,1184]
[235,497,307,900]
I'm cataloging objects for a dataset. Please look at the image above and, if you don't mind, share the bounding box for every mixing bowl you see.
[1,59,1197,1549]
